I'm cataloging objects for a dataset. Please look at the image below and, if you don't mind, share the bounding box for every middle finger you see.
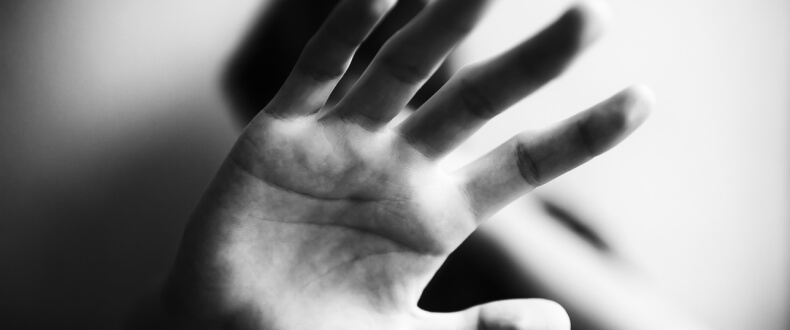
[326,0,493,130]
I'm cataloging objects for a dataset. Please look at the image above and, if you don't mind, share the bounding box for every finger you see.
[327,0,492,130]
[419,299,570,330]
[265,0,396,118]
[457,85,654,220]
[477,299,571,330]
[398,1,610,158]
[323,0,430,106]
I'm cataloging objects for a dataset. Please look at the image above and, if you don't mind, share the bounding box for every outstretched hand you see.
[163,0,653,329]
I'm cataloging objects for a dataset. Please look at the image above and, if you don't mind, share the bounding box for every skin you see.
[157,0,653,329]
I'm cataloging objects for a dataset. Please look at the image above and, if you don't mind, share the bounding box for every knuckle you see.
[296,53,347,83]
[572,119,601,157]
[458,66,499,120]
[514,139,541,188]
[457,74,497,119]
[378,54,429,85]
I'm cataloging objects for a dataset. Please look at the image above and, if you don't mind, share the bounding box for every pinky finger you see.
[457,85,654,220]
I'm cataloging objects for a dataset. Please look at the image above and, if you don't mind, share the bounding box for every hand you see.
[162,0,653,329]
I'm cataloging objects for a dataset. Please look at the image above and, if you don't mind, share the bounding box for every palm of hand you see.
[197,114,474,328]
[165,0,651,329]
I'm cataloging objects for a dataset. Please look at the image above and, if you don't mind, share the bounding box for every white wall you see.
[453,1,789,329]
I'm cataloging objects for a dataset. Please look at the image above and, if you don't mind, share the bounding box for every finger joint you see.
[378,54,430,85]
[515,142,541,187]
[458,76,497,119]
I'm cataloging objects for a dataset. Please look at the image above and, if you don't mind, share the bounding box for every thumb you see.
[420,299,571,330]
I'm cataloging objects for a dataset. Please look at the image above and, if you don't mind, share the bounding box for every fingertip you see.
[569,85,654,156]
[527,298,571,330]
[479,299,571,330]
[565,0,613,47]
[621,84,655,129]
[628,83,656,109]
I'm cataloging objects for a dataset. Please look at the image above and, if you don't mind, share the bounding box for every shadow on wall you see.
[0,106,228,329]
[0,3,232,327]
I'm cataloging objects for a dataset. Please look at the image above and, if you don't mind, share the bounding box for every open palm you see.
[163,0,653,329]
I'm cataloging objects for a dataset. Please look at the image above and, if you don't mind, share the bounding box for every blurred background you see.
[0,0,786,329]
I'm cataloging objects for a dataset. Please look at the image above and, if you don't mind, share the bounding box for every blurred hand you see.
[163,0,652,329]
